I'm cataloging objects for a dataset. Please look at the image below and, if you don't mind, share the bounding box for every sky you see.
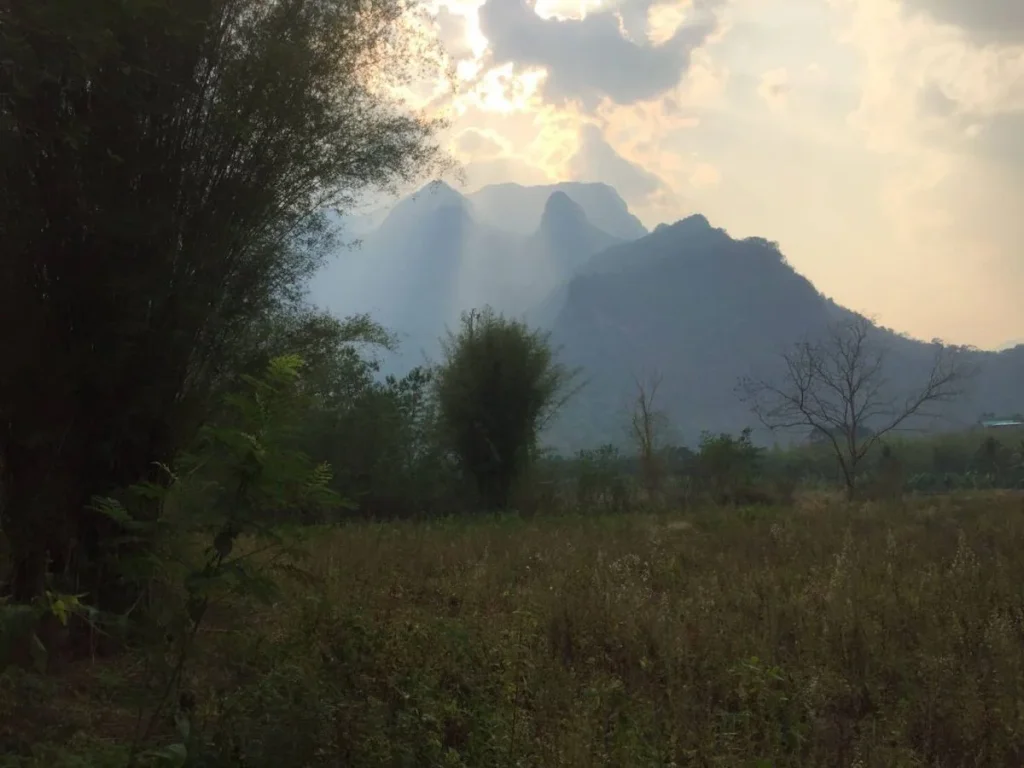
[391,0,1024,351]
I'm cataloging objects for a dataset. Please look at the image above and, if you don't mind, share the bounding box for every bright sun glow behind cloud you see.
[395,0,1024,350]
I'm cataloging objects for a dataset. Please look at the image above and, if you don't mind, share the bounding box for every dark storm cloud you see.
[478,0,723,108]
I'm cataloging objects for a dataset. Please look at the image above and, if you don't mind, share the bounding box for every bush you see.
[436,308,578,511]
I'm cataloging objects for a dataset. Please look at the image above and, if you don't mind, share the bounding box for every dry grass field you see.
[4,491,1024,766]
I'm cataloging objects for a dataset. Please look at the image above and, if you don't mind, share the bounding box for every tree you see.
[739,316,972,499]
[575,444,629,514]
[694,428,762,504]
[235,308,455,520]
[0,0,447,603]
[628,370,670,496]
[231,309,398,410]
[436,308,579,511]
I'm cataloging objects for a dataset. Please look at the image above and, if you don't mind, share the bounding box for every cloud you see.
[443,98,586,186]
[414,0,1023,347]
[477,0,723,108]
[436,5,475,61]
[973,112,1024,170]
[462,157,554,189]
[455,127,506,158]
[757,67,789,110]
[568,123,665,202]
[688,162,721,188]
[822,0,1024,345]
[899,0,1024,44]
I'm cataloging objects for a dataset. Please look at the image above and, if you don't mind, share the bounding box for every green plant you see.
[0,0,447,607]
[694,428,763,504]
[436,307,580,511]
[576,445,630,514]
[83,356,340,765]
[0,589,89,675]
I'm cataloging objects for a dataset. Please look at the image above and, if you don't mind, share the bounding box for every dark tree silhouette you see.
[0,0,447,603]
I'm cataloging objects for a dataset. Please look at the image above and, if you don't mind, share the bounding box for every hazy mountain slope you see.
[307,183,627,370]
[328,207,390,240]
[309,183,1021,449]
[522,192,622,327]
[468,181,647,240]
[545,215,1024,451]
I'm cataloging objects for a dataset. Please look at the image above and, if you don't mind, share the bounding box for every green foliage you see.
[0,0,446,604]
[253,308,465,518]
[751,426,1024,495]
[0,561,98,683]
[694,428,764,503]
[575,445,631,514]
[437,308,579,511]
[68,355,338,765]
[192,354,342,524]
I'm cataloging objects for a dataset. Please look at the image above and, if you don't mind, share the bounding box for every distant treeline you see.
[531,425,1024,506]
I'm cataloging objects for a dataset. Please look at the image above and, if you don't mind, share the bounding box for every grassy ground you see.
[5,491,1024,766]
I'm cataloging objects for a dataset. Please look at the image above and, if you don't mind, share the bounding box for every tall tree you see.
[0,0,447,603]
[436,308,578,511]
[739,316,972,499]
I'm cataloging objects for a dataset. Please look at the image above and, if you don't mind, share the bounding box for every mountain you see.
[307,182,631,370]
[545,215,1024,451]
[327,180,647,244]
[328,207,390,239]
[522,192,621,327]
[467,182,648,240]
[309,182,1022,449]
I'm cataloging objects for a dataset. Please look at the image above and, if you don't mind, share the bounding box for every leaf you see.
[140,743,188,767]
[131,481,169,501]
[174,710,191,741]
[51,599,67,626]
[29,632,47,674]
[89,496,134,525]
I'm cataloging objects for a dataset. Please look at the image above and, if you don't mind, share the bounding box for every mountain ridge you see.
[306,182,1023,449]
[546,215,1023,450]
[308,182,631,372]
[468,181,648,241]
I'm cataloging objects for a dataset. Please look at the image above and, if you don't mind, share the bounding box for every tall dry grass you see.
[197,492,1024,766]
[7,492,1024,766]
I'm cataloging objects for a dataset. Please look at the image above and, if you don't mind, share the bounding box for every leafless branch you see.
[738,316,974,497]
[628,368,668,495]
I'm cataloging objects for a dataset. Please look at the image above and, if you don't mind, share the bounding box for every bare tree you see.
[629,370,670,496]
[739,316,972,499]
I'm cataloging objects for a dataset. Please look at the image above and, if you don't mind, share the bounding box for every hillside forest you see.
[2,2,1024,766]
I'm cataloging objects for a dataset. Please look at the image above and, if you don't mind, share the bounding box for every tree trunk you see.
[837,455,858,501]
[844,468,859,501]
[8,546,48,603]
[1,446,75,603]
[3,391,180,615]
[2,444,159,661]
